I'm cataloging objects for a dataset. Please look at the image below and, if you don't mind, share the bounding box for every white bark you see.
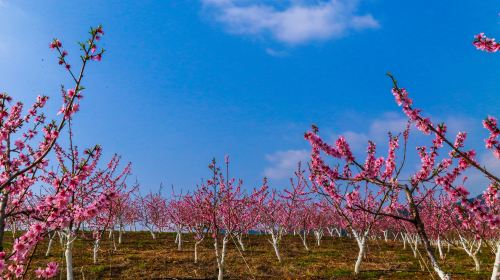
[299,231,310,251]
[118,225,124,244]
[353,230,369,275]
[149,229,156,240]
[393,232,400,241]
[459,235,482,272]
[437,237,444,260]
[314,230,323,246]
[45,232,55,256]
[177,231,183,251]
[268,232,282,262]
[65,238,74,280]
[93,239,100,264]
[491,242,500,280]
[236,233,245,251]
[407,234,419,259]
[214,235,229,280]
[194,239,204,263]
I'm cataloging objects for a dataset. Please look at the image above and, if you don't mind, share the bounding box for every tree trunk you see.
[459,236,482,272]
[473,255,481,272]
[314,230,323,246]
[437,237,444,260]
[272,240,282,262]
[194,239,204,263]
[177,231,183,251]
[405,188,449,280]
[65,239,74,280]
[214,235,229,280]
[237,234,245,251]
[45,233,55,256]
[352,230,369,275]
[415,221,449,279]
[269,232,282,262]
[491,242,500,280]
[93,239,100,264]
[118,225,124,244]
[354,234,366,274]
[300,231,310,251]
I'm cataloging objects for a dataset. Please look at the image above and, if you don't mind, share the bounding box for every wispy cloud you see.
[331,112,408,151]
[201,0,379,45]
[264,149,309,179]
[265,48,288,57]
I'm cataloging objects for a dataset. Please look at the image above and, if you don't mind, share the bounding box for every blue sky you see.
[0,0,499,194]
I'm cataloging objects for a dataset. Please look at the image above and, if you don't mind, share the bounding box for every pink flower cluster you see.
[35,262,58,279]
[473,33,500,52]
[391,87,432,134]
[483,116,500,159]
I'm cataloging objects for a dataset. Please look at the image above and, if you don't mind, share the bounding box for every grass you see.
[19,232,495,279]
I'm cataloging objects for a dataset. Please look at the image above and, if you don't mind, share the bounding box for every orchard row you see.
[0,25,497,280]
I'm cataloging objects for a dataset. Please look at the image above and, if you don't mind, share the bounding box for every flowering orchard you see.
[0,23,498,280]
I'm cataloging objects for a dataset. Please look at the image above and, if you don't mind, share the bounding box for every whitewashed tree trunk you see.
[236,233,245,251]
[437,237,444,260]
[93,239,100,264]
[415,229,449,280]
[65,238,74,280]
[314,230,323,246]
[383,230,388,242]
[491,242,500,280]
[45,232,55,256]
[268,231,282,262]
[407,234,419,259]
[177,230,183,251]
[58,231,65,246]
[194,238,204,263]
[214,235,229,280]
[353,230,368,275]
[459,235,482,272]
[272,240,281,262]
[393,232,400,241]
[299,231,310,251]
[149,229,156,240]
[118,225,124,244]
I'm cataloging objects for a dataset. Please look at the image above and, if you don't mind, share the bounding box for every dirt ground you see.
[20,232,494,279]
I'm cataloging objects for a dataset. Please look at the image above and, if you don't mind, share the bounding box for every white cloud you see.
[264,149,309,179]
[201,0,379,45]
